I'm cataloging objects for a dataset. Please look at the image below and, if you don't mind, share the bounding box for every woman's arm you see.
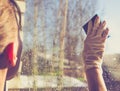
[86,68,107,91]
[83,16,109,91]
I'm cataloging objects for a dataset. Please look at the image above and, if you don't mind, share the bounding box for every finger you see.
[100,21,106,30]
[102,28,109,38]
[97,21,106,35]
[87,20,93,35]
[91,16,100,36]
[94,16,100,30]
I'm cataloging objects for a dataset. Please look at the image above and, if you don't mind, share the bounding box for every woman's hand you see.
[83,16,109,71]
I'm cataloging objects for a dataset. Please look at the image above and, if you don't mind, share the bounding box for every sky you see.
[104,0,120,54]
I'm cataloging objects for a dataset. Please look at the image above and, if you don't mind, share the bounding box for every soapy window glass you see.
[7,0,120,91]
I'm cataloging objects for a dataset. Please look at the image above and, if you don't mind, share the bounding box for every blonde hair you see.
[0,2,18,54]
